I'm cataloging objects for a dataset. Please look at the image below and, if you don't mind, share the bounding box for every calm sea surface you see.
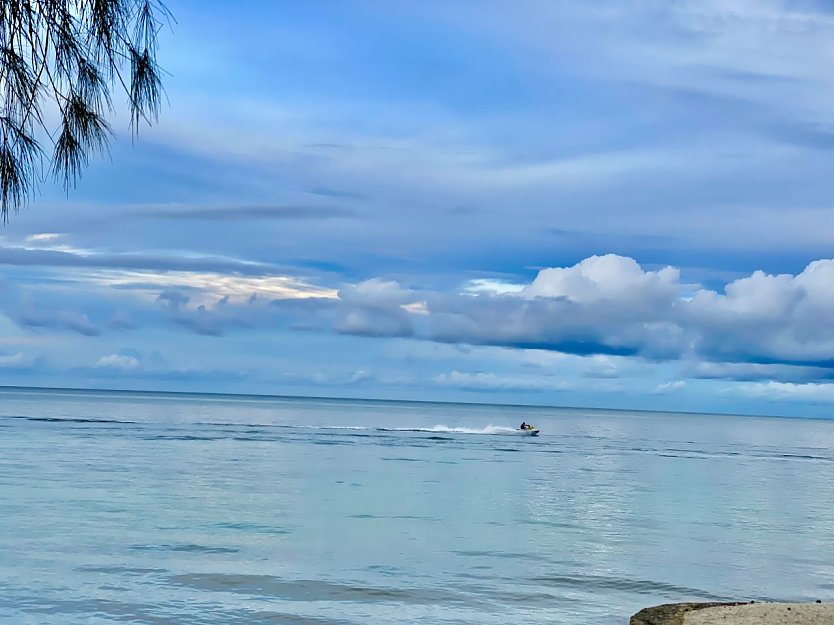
[2,388,834,624]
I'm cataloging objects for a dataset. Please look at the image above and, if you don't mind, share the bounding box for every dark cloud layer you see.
[0,246,277,276]
[136,204,356,221]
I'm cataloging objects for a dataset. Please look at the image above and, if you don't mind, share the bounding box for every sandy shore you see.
[685,603,834,625]
[630,602,833,625]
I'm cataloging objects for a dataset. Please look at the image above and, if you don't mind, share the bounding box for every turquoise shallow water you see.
[2,388,834,624]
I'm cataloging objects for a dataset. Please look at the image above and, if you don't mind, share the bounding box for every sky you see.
[2,0,834,417]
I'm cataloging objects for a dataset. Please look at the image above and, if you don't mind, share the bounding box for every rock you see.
[630,602,750,625]
[630,602,834,625]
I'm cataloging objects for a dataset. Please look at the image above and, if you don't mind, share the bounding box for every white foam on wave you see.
[297,424,526,435]
[386,424,520,435]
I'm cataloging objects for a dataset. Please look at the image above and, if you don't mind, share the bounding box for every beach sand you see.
[684,603,834,625]
[630,602,834,625]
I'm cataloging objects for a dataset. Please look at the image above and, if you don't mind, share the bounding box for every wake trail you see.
[195,422,528,435]
[378,424,520,435]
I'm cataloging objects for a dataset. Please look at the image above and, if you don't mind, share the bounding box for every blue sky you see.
[2,0,834,416]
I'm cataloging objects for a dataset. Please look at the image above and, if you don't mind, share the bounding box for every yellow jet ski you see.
[519,423,540,436]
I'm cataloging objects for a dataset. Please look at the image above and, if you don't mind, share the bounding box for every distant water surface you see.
[2,387,834,625]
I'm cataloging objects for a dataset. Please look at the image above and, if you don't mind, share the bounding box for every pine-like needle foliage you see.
[0,0,169,221]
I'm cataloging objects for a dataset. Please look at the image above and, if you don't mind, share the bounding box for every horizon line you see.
[0,383,822,423]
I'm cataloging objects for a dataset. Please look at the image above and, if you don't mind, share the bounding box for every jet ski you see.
[519,424,540,436]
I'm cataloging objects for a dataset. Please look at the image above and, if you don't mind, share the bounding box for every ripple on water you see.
[169,573,486,608]
[529,573,733,600]
[210,521,291,534]
[15,595,359,625]
[75,565,168,576]
[9,415,137,425]
[347,514,440,521]
[128,544,240,554]
[453,549,550,562]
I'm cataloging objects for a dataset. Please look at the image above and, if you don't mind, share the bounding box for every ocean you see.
[1,387,833,625]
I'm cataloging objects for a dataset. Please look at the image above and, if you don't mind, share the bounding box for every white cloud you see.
[654,380,687,394]
[94,270,337,304]
[96,354,140,370]
[350,369,372,383]
[433,370,569,392]
[336,255,834,375]
[281,367,377,387]
[686,259,834,363]
[25,233,63,244]
[339,278,418,308]
[401,301,429,315]
[736,381,834,402]
[339,254,688,359]
[522,254,681,304]
[464,279,525,295]
[581,355,626,379]
[0,352,36,369]
[335,278,422,338]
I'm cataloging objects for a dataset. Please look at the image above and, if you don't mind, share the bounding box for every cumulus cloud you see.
[160,292,336,337]
[338,255,688,358]
[686,260,834,365]
[174,305,229,337]
[336,278,421,338]
[15,298,100,337]
[339,278,420,309]
[157,289,191,310]
[335,255,834,380]
[522,254,680,305]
